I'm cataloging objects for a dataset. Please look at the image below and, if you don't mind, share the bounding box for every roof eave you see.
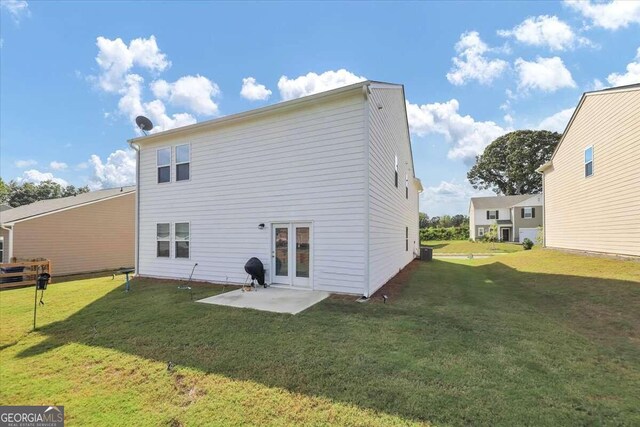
[127,80,398,145]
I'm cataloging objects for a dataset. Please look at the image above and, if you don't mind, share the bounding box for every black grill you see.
[244,257,265,287]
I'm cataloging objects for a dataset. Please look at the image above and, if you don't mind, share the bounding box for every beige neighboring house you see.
[0,187,135,275]
[469,194,544,242]
[537,84,640,257]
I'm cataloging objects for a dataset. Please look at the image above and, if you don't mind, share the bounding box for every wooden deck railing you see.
[0,260,52,289]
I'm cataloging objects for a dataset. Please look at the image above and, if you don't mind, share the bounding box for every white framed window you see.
[157,223,170,257]
[487,210,498,220]
[478,228,485,237]
[523,207,533,219]
[405,173,409,199]
[394,155,399,188]
[584,146,594,177]
[176,144,190,181]
[175,222,190,259]
[405,226,409,251]
[157,148,171,183]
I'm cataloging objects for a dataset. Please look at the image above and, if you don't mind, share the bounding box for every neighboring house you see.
[128,80,422,297]
[0,187,135,275]
[537,84,640,257]
[469,194,543,242]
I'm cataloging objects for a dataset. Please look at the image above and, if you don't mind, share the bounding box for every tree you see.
[6,180,90,207]
[467,130,561,195]
[0,178,9,205]
[419,212,430,228]
[486,222,498,250]
[451,214,468,227]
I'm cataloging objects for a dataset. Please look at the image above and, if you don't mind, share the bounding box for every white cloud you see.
[240,77,272,101]
[498,15,590,51]
[15,169,68,187]
[406,99,509,163]
[75,162,89,170]
[14,159,37,168]
[537,107,575,133]
[421,180,494,216]
[92,35,215,134]
[277,69,366,100]
[94,35,170,93]
[565,0,640,30]
[607,47,640,86]
[151,75,220,115]
[446,31,508,86]
[0,0,30,23]
[88,149,136,190]
[49,161,68,170]
[514,56,576,92]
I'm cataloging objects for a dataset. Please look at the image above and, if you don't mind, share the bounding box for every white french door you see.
[271,223,312,288]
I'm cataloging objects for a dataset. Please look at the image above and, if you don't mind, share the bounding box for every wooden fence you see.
[0,260,51,289]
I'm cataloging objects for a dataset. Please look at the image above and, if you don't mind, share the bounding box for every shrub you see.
[420,226,469,241]
[522,238,534,250]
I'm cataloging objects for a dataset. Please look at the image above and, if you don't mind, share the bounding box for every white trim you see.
[157,146,172,184]
[175,143,191,183]
[128,81,398,145]
[584,145,594,178]
[1,191,135,226]
[478,227,485,237]
[174,221,191,260]
[156,222,171,258]
[523,207,533,219]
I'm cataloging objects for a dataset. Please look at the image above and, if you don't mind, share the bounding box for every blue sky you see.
[1,1,639,215]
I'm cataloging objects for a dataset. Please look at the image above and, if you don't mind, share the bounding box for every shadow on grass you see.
[14,260,640,425]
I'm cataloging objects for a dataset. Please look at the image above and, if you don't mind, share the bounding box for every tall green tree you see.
[467,130,561,195]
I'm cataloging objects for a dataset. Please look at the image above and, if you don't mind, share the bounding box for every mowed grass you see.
[424,239,525,253]
[1,250,639,426]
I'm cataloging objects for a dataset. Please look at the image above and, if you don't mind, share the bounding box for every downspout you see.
[1,224,14,262]
[362,83,371,298]
[128,141,141,274]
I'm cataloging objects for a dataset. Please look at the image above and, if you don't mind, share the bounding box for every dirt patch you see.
[370,260,421,302]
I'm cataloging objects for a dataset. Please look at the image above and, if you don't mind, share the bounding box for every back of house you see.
[469,194,543,243]
[131,81,420,296]
[538,84,640,257]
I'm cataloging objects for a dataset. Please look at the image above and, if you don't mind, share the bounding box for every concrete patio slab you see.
[196,286,330,315]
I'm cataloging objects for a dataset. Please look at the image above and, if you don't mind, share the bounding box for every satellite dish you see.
[135,116,153,135]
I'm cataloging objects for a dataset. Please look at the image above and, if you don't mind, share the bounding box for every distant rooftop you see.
[470,194,537,209]
[0,186,135,224]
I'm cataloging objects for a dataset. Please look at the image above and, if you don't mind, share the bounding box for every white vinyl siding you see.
[367,85,419,296]
[137,91,368,294]
[543,88,640,256]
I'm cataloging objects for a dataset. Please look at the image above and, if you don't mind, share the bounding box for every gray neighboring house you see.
[468,194,544,242]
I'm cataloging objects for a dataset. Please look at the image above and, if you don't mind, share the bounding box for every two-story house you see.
[537,83,639,257]
[469,194,543,242]
[127,81,422,297]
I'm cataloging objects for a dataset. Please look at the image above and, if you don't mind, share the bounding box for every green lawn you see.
[1,251,639,426]
[424,239,525,253]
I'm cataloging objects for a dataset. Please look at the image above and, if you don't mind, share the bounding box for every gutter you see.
[536,161,552,173]
[128,141,141,274]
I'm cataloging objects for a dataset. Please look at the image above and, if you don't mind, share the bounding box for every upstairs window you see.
[405,173,409,199]
[157,223,170,257]
[584,146,594,177]
[176,144,190,181]
[394,155,398,188]
[157,148,171,183]
[523,207,534,219]
[487,210,498,220]
[175,222,190,258]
